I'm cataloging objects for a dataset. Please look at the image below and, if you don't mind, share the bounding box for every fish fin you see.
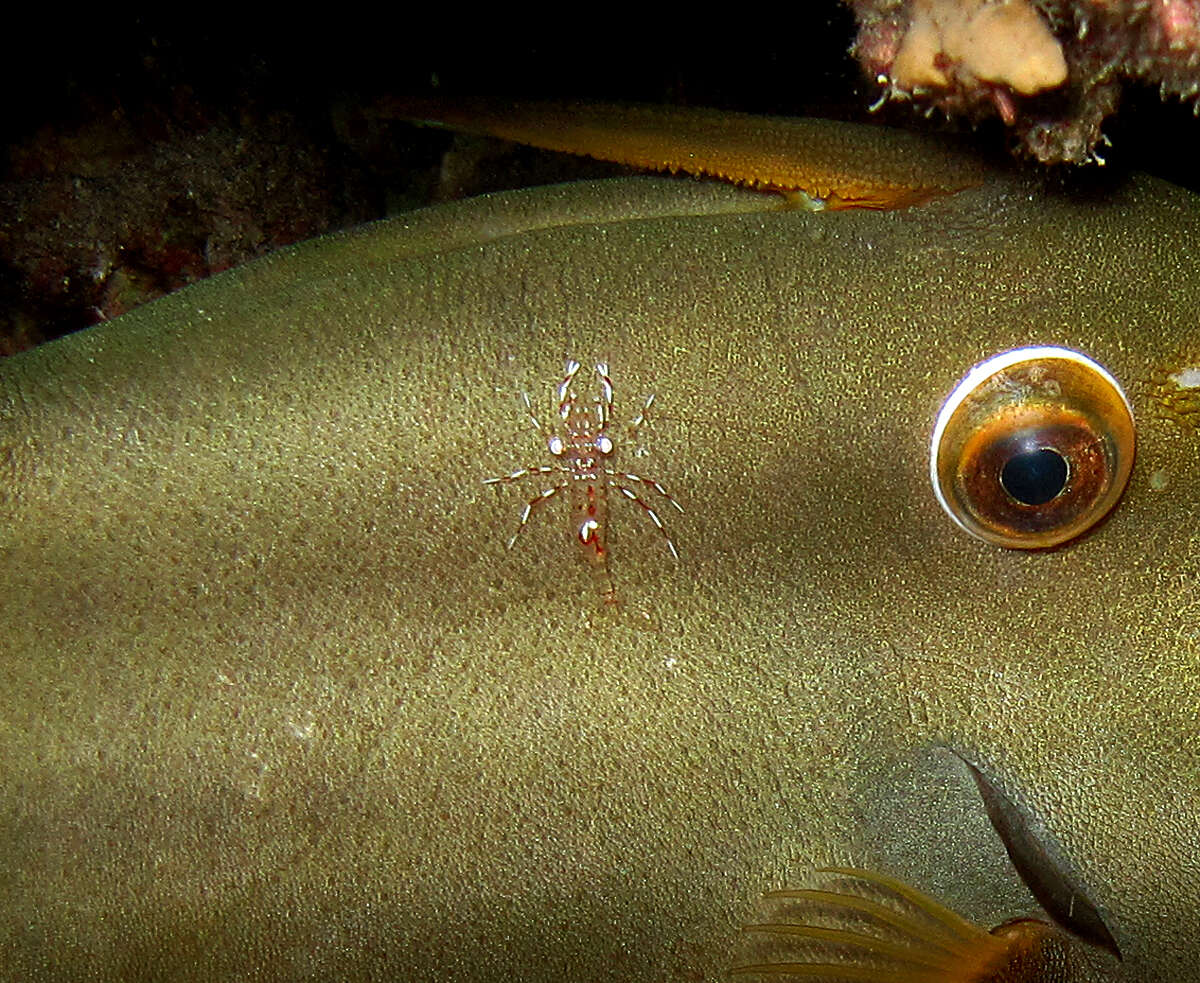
[959,756,1122,961]
[732,868,1075,982]
[377,97,989,211]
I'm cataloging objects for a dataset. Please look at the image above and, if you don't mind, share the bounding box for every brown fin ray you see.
[960,760,1122,961]
[733,868,1080,982]
[378,97,990,211]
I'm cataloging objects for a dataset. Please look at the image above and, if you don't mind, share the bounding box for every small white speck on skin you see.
[664,655,679,671]
[1169,367,1200,389]
[287,717,316,741]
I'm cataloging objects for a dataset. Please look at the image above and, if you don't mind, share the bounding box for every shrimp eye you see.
[931,347,1135,549]
[596,435,613,455]
[548,436,565,456]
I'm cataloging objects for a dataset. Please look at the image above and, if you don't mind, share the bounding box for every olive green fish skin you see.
[1,162,1197,981]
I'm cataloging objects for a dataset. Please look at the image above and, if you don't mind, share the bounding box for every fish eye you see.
[930,347,1135,549]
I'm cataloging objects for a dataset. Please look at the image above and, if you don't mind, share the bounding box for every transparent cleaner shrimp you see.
[483,359,683,604]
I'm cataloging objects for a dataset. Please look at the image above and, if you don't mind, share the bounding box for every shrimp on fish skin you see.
[483,359,683,604]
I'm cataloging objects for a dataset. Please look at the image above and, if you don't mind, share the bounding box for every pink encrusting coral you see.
[848,0,1200,163]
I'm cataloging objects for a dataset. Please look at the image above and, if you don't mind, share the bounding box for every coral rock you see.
[850,0,1200,163]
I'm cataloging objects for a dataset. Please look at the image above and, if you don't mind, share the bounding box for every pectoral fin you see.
[733,868,1079,982]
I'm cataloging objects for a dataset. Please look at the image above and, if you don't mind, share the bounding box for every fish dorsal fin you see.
[379,98,990,210]
[732,868,1076,982]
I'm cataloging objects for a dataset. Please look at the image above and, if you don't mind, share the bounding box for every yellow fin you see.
[379,98,990,211]
[733,868,1075,982]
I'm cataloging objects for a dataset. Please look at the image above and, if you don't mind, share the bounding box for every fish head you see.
[1,152,1198,981]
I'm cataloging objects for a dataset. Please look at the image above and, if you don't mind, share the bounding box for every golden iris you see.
[931,347,1135,548]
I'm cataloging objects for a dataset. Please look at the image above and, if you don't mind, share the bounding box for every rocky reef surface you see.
[850,0,1200,163]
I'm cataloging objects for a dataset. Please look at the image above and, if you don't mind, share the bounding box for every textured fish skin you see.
[1,144,1198,980]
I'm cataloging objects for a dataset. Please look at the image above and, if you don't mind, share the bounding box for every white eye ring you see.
[930,345,1134,548]
[596,435,613,454]
[548,436,565,456]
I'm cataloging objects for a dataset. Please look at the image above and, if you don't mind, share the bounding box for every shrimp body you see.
[553,360,617,600]
[484,359,681,605]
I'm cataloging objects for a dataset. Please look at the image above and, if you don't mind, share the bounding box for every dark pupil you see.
[1000,447,1068,506]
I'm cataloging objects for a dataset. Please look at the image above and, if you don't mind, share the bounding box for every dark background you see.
[2,9,1196,352]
